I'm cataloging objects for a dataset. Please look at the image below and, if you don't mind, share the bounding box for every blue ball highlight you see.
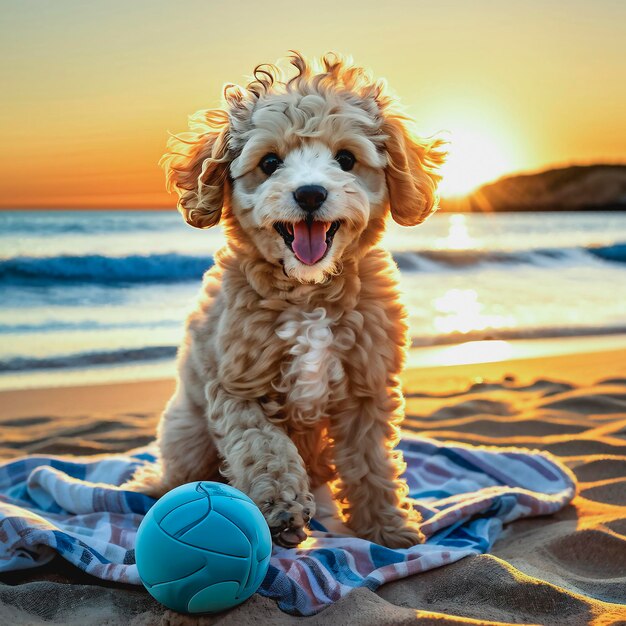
[135,481,272,614]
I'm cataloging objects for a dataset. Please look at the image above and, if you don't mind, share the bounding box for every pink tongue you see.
[292,221,328,265]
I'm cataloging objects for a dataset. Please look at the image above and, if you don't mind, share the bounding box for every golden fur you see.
[125,53,445,548]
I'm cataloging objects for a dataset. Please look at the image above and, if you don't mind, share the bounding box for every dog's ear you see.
[383,115,446,226]
[160,109,231,229]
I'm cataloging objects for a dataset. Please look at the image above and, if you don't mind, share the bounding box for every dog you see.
[125,52,445,549]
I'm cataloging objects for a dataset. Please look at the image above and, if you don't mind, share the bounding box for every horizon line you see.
[1,161,623,211]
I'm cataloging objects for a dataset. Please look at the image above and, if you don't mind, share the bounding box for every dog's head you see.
[161,53,445,283]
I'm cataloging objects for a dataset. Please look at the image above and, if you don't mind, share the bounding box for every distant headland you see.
[441,164,626,212]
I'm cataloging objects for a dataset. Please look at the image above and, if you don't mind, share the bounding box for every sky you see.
[1,0,624,208]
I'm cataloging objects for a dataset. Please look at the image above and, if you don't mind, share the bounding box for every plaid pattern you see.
[0,437,576,616]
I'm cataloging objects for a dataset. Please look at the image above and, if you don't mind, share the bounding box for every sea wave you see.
[0,243,624,286]
[0,254,214,285]
[0,210,182,236]
[410,324,626,347]
[0,319,180,335]
[0,346,177,373]
[394,243,626,271]
[4,325,626,373]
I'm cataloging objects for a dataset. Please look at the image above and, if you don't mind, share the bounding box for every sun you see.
[436,125,518,198]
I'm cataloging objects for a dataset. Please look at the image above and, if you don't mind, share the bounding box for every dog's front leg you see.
[206,383,315,548]
[329,382,424,549]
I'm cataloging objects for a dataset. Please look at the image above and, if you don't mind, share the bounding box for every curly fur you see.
[125,52,445,549]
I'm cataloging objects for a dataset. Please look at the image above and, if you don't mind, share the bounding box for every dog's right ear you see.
[160,109,231,229]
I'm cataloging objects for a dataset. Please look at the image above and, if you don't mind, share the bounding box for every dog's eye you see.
[259,153,282,176]
[335,150,356,172]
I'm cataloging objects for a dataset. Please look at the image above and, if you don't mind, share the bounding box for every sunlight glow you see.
[437,125,518,198]
[434,289,515,335]
[436,214,477,249]
[429,340,515,366]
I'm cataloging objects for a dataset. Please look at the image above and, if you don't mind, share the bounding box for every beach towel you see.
[0,436,576,616]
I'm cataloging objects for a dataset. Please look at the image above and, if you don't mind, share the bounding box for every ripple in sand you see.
[606,518,626,537]
[540,394,626,414]
[0,415,53,428]
[405,417,588,438]
[378,554,600,625]
[573,459,626,482]
[545,529,626,579]
[581,478,626,506]
[427,399,515,419]
[544,440,626,457]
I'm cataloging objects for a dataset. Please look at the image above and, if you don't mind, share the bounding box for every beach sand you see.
[1,347,625,625]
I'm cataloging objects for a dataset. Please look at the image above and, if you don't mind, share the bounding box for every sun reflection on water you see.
[428,340,515,366]
[436,214,477,250]
[434,288,515,335]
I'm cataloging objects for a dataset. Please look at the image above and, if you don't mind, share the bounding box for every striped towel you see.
[0,437,576,616]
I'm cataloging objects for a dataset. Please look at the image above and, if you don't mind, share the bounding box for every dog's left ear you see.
[383,115,446,226]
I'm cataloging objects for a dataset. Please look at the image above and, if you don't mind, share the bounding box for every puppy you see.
[126,53,444,548]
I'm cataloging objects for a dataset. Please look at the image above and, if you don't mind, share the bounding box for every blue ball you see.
[135,481,272,614]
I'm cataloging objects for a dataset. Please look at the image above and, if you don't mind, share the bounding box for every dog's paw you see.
[368,520,425,549]
[263,493,315,549]
[120,462,168,498]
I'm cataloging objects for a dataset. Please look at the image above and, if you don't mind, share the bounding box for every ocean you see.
[1,210,625,390]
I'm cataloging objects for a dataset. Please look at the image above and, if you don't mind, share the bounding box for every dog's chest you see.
[273,307,345,427]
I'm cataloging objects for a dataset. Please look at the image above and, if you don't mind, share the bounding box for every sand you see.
[1,347,625,625]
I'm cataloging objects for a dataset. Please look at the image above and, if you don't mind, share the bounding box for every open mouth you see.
[274,219,341,266]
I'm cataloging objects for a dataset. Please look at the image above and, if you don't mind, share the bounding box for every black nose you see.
[293,185,327,212]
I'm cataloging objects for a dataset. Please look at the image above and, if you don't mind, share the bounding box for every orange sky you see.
[1,1,624,208]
